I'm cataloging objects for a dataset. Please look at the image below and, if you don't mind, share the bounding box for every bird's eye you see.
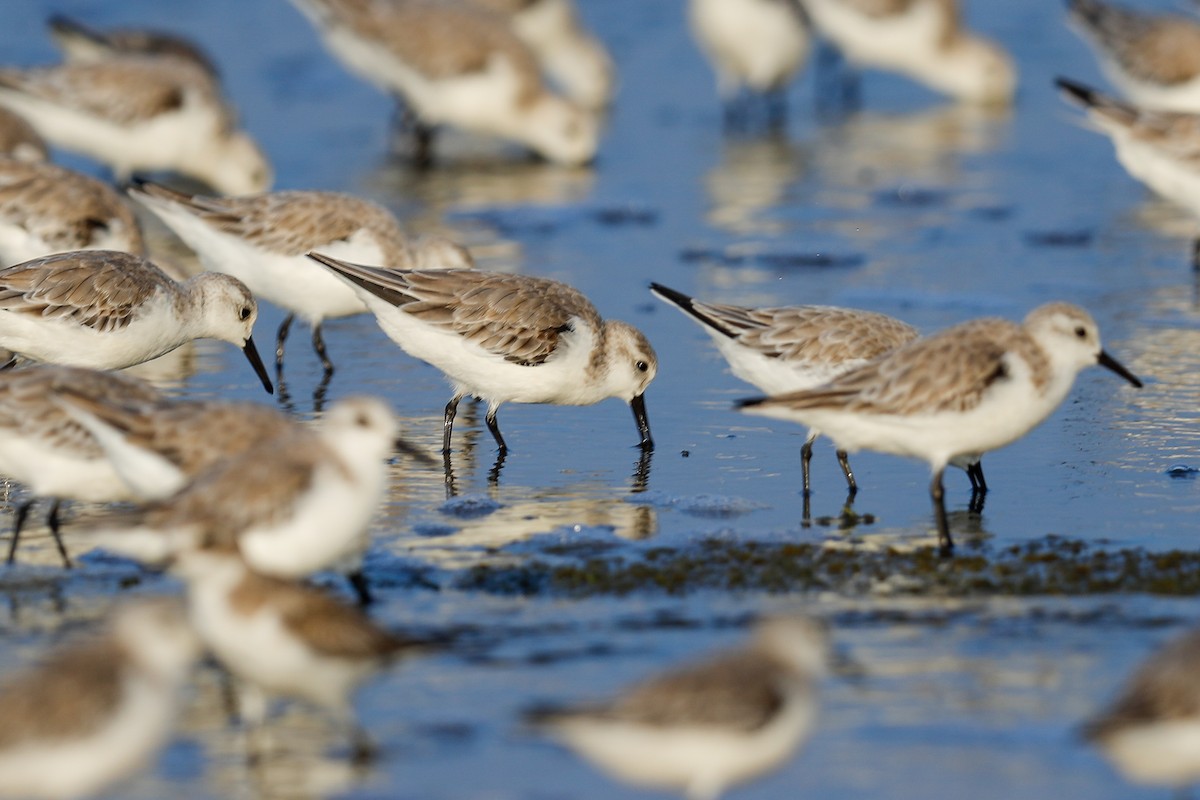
[1074,326,1086,338]
[239,307,251,321]
[354,413,370,428]
[635,360,649,372]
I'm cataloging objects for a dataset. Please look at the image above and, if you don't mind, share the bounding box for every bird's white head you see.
[520,95,599,166]
[934,36,1016,106]
[201,130,273,195]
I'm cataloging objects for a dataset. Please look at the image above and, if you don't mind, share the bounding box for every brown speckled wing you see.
[758,318,1040,416]
[698,300,918,366]
[0,251,172,332]
[594,651,791,732]
[141,183,412,263]
[318,256,601,366]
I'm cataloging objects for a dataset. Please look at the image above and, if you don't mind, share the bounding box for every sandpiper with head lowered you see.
[802,0,1016,107]
[0,598,200,800]
[737,303,1142,551]
[128,179,472,379]
[287,0,599,166]
[0,55,270,194]
[0,249,273,393]
[309,252,657,458]
[527,616,830,800]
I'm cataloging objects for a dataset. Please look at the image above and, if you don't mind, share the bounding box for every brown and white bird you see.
[1084,627,1200,790]
[527,617,830,800]
[310,253,657,456]
[0,598,200,800]
[0,55,270,194]
[128,179,473,378]
[287,0,599,166]
[0,159,144,265]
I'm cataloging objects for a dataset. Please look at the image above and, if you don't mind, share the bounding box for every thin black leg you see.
[442,395,462,456]
[6,499,32,565]
[800,439,814,496]
[347,569,373,607]
[47,500,71,569]
[966,461,988,493]
[930,469,954,555]
[413,123,435,170]
[274,313,295,382]
[311,323,334,377]
[484,408,508,455]
[836,450,858,496]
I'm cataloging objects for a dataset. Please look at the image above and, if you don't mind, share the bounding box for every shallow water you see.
[2,0,1200,797]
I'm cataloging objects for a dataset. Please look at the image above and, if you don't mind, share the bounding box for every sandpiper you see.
[1083,627,1200,790]
[0,598,200,800]
[737,303,1142,550]
[0,159,144,265]
[176,546,433,760]
[97,396,402,605]
[128,179,472,378]
[0,249,273,393]
[287,0,599,166]
[647,283,1001,496]
[309,252,657,456]
[802,0,1016,106]
[0,56,270,194]
[527,616,829,800]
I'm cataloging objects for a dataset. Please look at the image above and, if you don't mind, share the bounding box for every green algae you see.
[454,536,1200,598]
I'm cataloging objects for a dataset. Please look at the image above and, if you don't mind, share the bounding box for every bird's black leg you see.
[484,408,508,455]
[6,499,33,565]
[274,313,295,381]
[800,439,814,496]
[930,469,954,555]
[442,395,462,456]
[47,500,71,569]
[966,461,988,493]
[347,569,373,607]
[836,450,858,496]
[311,323,335,377]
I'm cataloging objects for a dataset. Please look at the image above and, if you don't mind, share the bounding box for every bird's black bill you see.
[631,393,653,451]
[393,435,439,467]
[242,336,274,394]
[1098,350,1142,388]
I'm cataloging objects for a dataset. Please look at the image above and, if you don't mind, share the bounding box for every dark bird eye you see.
[1074,326,1086,338]
[635,360,649,372]
[355,413,370,427]
[239,307,251,321]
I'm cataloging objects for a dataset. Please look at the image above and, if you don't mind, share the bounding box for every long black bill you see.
[393,435,439,467]
[242,336,274,395]
[631,393,653,451]
[1098,350,1142,388]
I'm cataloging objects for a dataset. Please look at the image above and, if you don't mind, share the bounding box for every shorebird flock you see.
[0,0,1194,797]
